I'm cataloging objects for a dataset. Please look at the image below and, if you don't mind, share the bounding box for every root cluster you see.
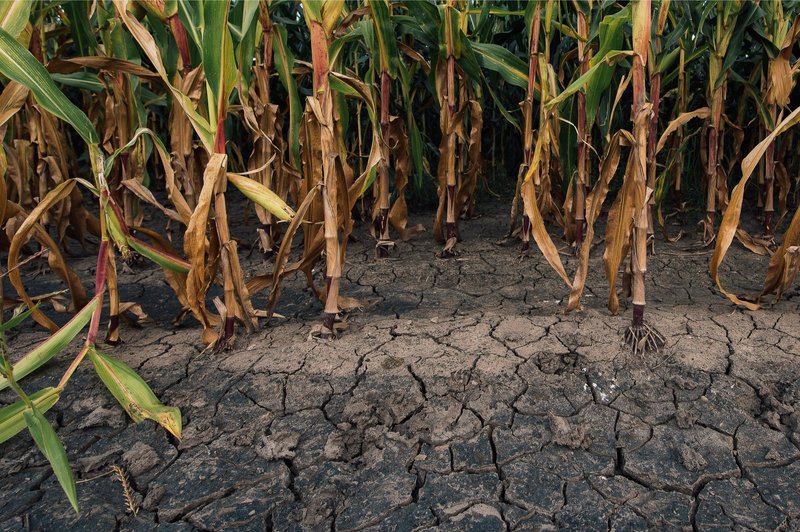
[624,323,666,355]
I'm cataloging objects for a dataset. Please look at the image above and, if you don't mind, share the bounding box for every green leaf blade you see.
[24,404,78,513]
[0,387,61,444]
[0,28,98,145]
[0,296,99,391]
[89,349,182,439]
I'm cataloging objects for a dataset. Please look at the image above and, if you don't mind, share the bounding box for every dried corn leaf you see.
[568,131,630,311]
[711,104,800,309]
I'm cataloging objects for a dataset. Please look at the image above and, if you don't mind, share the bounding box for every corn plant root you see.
[623,322,666,355]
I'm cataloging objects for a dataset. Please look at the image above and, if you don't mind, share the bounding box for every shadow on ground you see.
[2,204,799,530]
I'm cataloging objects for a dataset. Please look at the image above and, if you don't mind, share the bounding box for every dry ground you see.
[1,202,800,531]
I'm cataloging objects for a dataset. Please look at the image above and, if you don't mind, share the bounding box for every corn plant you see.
[7,11,800,510]
[0,9,181,512]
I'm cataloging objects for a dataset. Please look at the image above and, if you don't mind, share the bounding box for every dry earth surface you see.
[1,202,800,531]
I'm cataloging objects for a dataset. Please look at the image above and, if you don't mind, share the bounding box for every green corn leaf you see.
[230,0,259,42]
[471,42,529,89]
[24,403,78,513]
[89,349,182,439]
[177,0,202,50]
[0,387,61,444]
[0,27,98,145]
[0,304,39,334]
[0,0,31,38]
[656,46,681,75]
[547,50,635,109]
[408,115,426,189]
[584,5,628,129]
[367,0,398,78]
[301,0,323,23]
[203,0,236,120]
[127,236,191,274]
[0,296,100,392]
[62,0,96,56]
[50,72,105,93]
[401,1,438,46]
[360,166,378,196]
[232,0,259,93]
[273,25,302,169]
[484,79,521,131]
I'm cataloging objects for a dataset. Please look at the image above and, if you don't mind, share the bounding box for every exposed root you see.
[623,323,666,355]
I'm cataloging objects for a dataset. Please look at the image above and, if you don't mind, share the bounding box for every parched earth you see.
[2,204,800,531]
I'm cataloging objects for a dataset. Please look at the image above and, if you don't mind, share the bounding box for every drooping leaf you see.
[711,104,800,309]
[24,404,78,513]
[0,28,98,145]
[89,349,182,439]
[0,387,61,444]
[0,296,99,392]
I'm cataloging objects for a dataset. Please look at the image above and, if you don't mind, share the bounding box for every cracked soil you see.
[1,203,800,531]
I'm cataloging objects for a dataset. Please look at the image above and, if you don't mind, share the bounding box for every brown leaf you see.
[711,104,800,309]
[520,179,571,287]
[183,155,225,344]
[568,131,630,311]
[7,180,81,331]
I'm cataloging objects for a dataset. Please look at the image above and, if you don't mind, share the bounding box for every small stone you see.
[677,444,707,472]
[256,432,300,461]
[765,448,781,461]
[76,448,121,473]
[764,411,783,431]
[122,442,160,477]
[78,406,125,429]
[549,414,588,450]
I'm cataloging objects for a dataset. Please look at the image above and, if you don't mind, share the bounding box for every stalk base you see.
[521,215,531,252]
[213,317,237,353]
[320,312,338,339]
[764,212,774,238]
[439,223,459,258]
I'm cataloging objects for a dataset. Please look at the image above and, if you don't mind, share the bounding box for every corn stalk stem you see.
[673,44,686,201]
[377,69,391,255]
[440,5,459,255]
[631,0,650,327]
[646,49,661,240]
[706,67,724,231]
[764,103,777,236]
[515,3,540,247]
[574,10,589,249]
[309,19,342,330]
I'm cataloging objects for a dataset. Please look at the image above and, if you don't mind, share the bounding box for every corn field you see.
[2,0,800,512]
